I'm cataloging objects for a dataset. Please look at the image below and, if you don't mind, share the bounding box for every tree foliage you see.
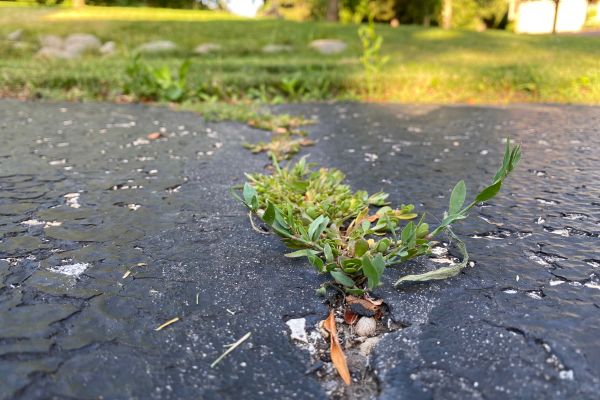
[262,0,508,28]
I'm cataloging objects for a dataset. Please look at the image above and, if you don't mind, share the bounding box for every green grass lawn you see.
[1,4,600,104]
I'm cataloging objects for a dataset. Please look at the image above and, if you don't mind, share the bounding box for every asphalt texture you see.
[1,100,599,399]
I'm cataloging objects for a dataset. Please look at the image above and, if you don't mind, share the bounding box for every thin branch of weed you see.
[358,17,389,100]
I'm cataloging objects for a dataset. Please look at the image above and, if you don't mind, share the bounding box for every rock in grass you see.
[39,34,63,49]
[36,33,105,59]
[354,317,377,337]
[36,47,76,60]
[12,42,32,51]
[64,33,102,56]
[135,40,178,54]
[262,44,292,53]
[194,43,221,55]
[7,29,23,41]
[100,41,117,55]
[309,39,347,55]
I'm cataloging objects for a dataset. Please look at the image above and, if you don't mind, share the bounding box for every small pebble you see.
[354,317,377,337]
[359,337,380,356]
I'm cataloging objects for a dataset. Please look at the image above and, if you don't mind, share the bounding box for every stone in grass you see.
[262,44,292,53]
[39,34,63,49]
[135,40,178,54]
[36,33,103,59]
[12,42,33,51]
[7,29,23,41]
[36,47,77,60]
[309,39,347,54]
[100,41,117,55]
[64,33,102,56]
[194,43,221,55]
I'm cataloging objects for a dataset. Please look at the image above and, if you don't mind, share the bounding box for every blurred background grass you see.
[0,3,599,104]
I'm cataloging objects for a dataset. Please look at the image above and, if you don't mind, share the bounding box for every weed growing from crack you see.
[243,135,315,161]
[180,101,314,160]
[238,141,520,294]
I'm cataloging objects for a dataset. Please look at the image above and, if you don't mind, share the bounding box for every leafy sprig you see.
[239,141,521,294]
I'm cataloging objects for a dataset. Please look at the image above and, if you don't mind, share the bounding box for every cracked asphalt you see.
[1,100,599,399]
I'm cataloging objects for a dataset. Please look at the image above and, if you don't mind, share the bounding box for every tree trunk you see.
[442,0,452,29]
[326,0,339,22]
[552,0,560,34]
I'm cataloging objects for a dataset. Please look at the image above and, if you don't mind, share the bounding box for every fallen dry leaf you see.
[367,214,380,222]
[343,309,358,325]
[323,311,351,385]
[147,132,162,140]
[299,139,315,146]
[346,295,383,319]
[364,294,384,306]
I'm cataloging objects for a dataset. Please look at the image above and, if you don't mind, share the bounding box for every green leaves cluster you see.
[240,141,520,294]
[124,55,190,102]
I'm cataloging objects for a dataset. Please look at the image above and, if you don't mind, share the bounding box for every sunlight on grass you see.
[44,5,244,22]
[0,1,43,7]
[412,29,463,41]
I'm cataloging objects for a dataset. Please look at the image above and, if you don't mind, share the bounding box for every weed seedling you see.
[238,141,521,294]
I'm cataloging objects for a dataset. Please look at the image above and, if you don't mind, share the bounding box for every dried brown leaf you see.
[343,309,358,325]
[323,312,351,385]
[364,294,384,306]
[346,295,384,319]
[367,214,380,222]
[346,296,380,313]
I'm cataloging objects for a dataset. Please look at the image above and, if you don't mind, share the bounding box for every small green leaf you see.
[493,140,512,182]
[308,254,324,272]
[242,183,258,210]
[362,255,382,289]
[284,249,318,258]
[376,238,390,252]
[448,180,466,215]
[368,191,389,206]
[510,145,522,171]
[395,228,470,286]
[325,262,337,272]
[308,215,324,239]
[330,270,355,287]
[263,202,275,225]
[361,220,370,232]
[341,258,362,269]
[323,243,334,262]
[354,239,370,257]
[315,286,327,296]
[395,264,462,284]
[345,288,366,296]
[372,253,385,276]
[474,180,502,204]
[308,215,329,241]
[416,223,429,238]
[401,222,415,247]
